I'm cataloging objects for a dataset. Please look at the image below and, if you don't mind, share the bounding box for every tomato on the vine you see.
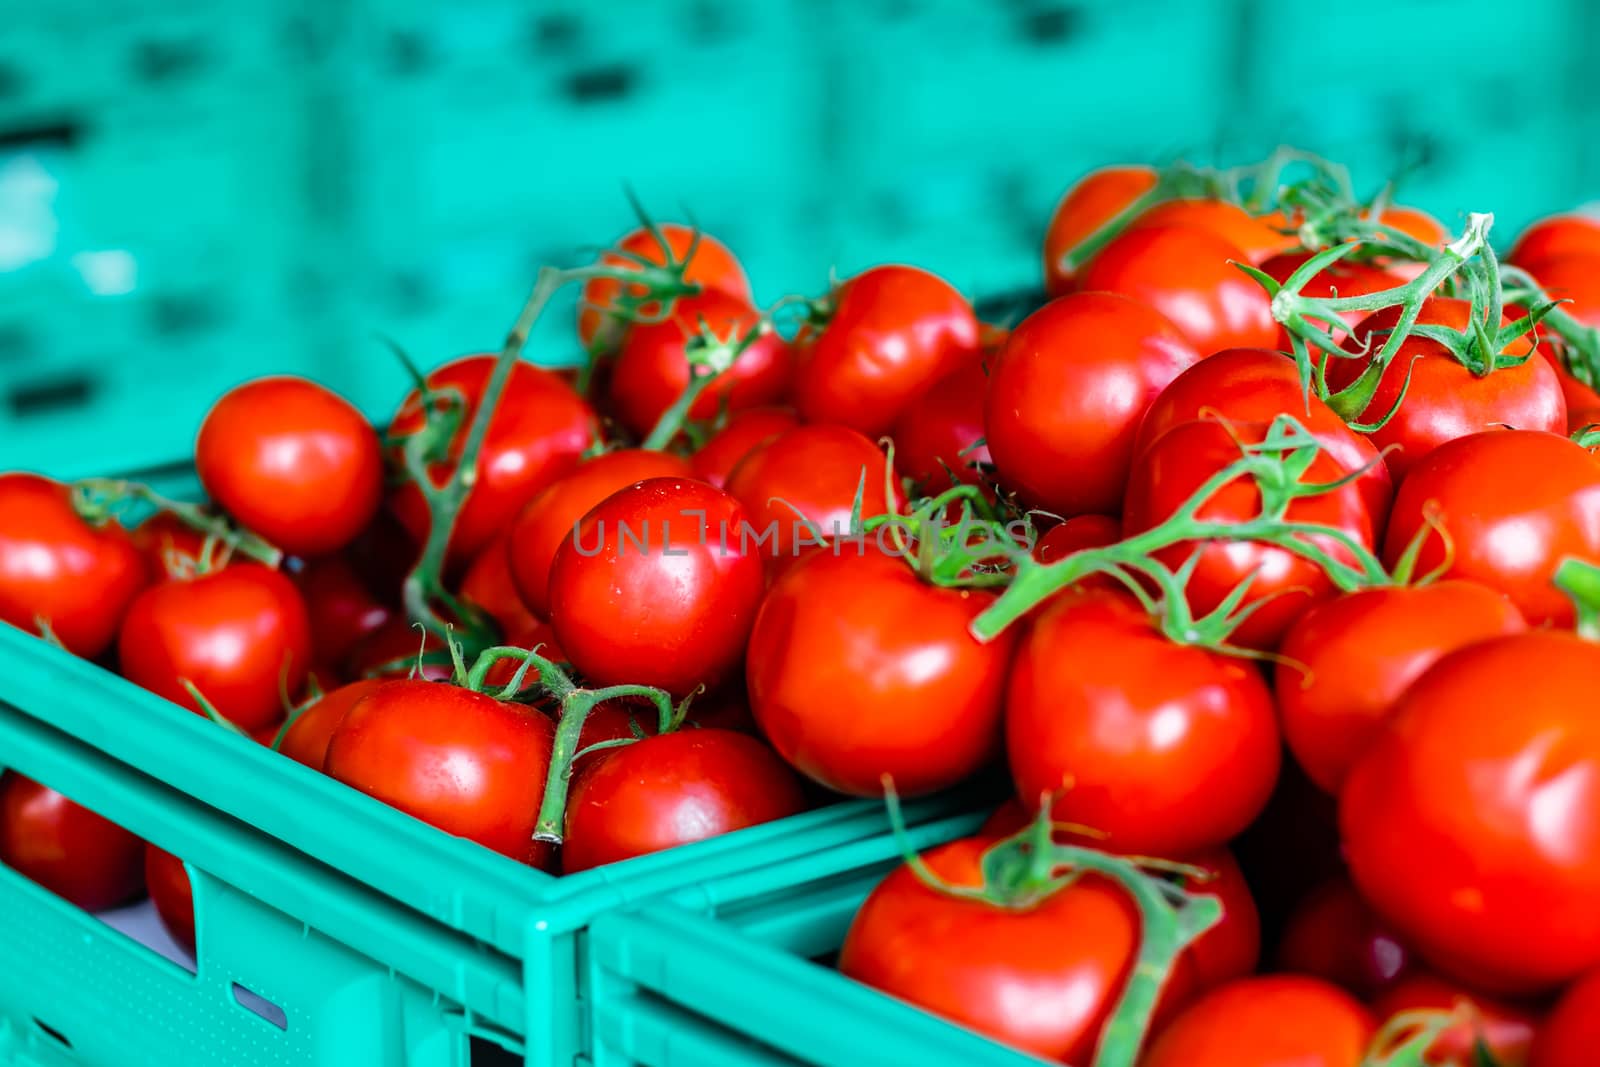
[984,292,1198,516]
[130,511,213,577]
[144,844,196,954]
[196,376,383,558]
[296,553,392,673]
[890,357,992,494]
[1258,250,1406,345]
[1507,213,1600,269]
[1042,164,1158,295]
[344,615,450,681]
[1139,975,1375,1067]
[0,773,145,911]
[0,473,148,658]
[577,223,751,350]
[689,407,799,490]
[1130,198,1292,263]
[457,535,536,637]
[1371,971,1539,1067]
[277,679,386,770]
[1032,514,1121,564]
[791,265,980,437]
[1276,876,1412,999]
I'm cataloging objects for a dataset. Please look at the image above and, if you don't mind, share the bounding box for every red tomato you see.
[0,474,148,658]
[746,548,1016,797]
[561,729,806,873]
[507,449,692,619]
[608,289,790,440]
[1522,252,1600,327]
[889,357,992,494]
[1341,631,1600,993]
[0,773,144,911]
[984,292,1199,515]
[130,511,214,577]
[143,844,195,954]
[723,425,902,572]
[1507,213,1600,269]
[1133,346,1394,529]
[577,223,751,350]
[689,407,800,490]
[324,680,556,867]
[1374,205,1448,249]
[1276,582,1526,792]
[792,265,980,436]
[1381,430,1600,628]
[1258,250,1406,344]
[1006,588,1279,855]
[1331,299,1565,480]
[1276,877,1413,998]
[1140,975,1375,1067]
[1534,967,1600,1067]
[345,616,451,681]
[196,376,382,558]
[1033,513,1122,564]
[1122,417,1379,650]
[457,535,535,637]
[1372,972,1539,1067]
[118,564,310,732]
[387,357,600,567]
[277,679,386,770]
[1043,164,1158,295]
[343,509,419,608]
[839,835,1193,1065]
[295,553,392,672]
[548,478,764,695]
[1078,224,1278,355]
[1131,199,1292,263]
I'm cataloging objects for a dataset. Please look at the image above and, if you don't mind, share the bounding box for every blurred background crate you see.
[3,0,1599,471]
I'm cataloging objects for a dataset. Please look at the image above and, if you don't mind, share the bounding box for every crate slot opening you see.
[231,983,288,1030]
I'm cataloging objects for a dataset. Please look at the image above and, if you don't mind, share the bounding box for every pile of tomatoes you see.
[2,149,1600,1067]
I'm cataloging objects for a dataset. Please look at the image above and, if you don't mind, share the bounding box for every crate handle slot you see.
[230,983,287,1031]
[32,1018,73,1049]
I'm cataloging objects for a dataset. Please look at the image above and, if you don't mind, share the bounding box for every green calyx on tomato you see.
[71,477,284,572]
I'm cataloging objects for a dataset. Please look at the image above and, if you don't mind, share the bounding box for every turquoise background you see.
[2,0,1597,475]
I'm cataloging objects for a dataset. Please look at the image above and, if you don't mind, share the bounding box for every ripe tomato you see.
[689,407,799,489]
[839,835,1193,1065]
[295,553,392,672]
[984,292,1198,516]
[1341,631,1600,994]
[1534,967,1600,1067]
[1522,252,1600,326]
[0,474,147,659]
[1078,224,1278,355]
[548,478,764,695]
[118,564,310,731]
[507,449,692,619]
[1033,513,1121,564]
[343,509,418,608]
[387,356,600,567]
[1133,346,1394,529]
[723,425,901,572]
[1258,251,1406,345]
[890,357,992,494]
[1374,205,1448,249]
[1006,588,1279,855]
[1042,164,1158,295]
[1122,417,1379,650]
[324,679,556,867]
[561,729,806,873]
[1371,972,1539,1067]
[746,548,1015,797]
[1507,213,1600,269]
[143,844,195,954]
[1381,430,1600,628]
[791,265,980,436]
[0,773,144,911]
[1276,582,1526,793]
[196,376,383,558]
[1140,975,1375,1067]
[130,511,214,577]
[345,616,450,681]
[1277,876,1412,998]
[608,289,790,440]
[457,535,535,637]
[1332,299,1565,480]
[577,223,751,350]
[277,679,386,770]
[1131,198,1292,262]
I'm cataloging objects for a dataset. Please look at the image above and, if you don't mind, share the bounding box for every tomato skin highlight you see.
[0,773,145,912]
[1005,588,1280,856]
[1139,975,1376,1067]
[324,680,556,868]
[1381,429,1600,628]
[746,549,1015,797]
[387,357,600,568]
[548,478,765,696]
[1042,164,1158,295]
[0,473,149,659]
[144,843,196,954]
[1078,224,1278,355]
[1276,876,1412,998]
[117,563,311,732]
[792,265,980,437]
[1371,971,1539,1067]
[195,376,383,558]
[1276,581,1526,793]
[689,407,799,490]
[1534,966,1600,1067]
[561,729,806,873]
[506,449,692,619]
[984,292,1199,516]
[1340,630,1600,994]
[278,679,386,770]
[839,835,1193,1065]
[577,223,751,350]
[890,357,992,494]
